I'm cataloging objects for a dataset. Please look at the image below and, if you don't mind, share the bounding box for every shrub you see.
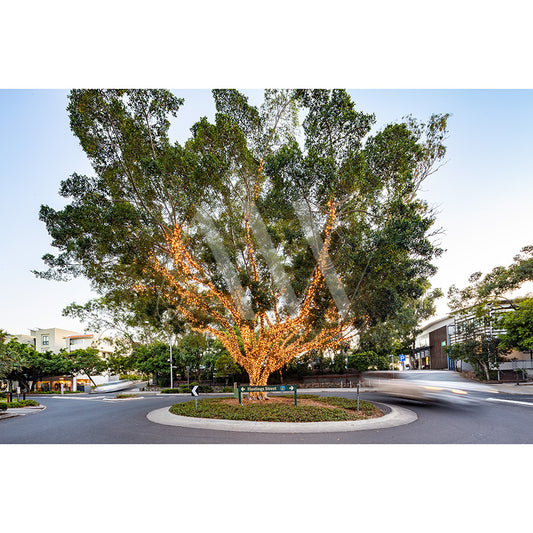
[221,386,234,393]
[347,351,389,371]
[0,402,7,411]
[169,396,381,422]
[165,384,213,393]
[119,374,145,381]
[0,399,40,408]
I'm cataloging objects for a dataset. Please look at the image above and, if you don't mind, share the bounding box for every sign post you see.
[191,385,199,410]
[238,384,297,406]
[399,354,406,370]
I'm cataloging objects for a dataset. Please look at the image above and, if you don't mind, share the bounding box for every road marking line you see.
[487,397,533,407]
[53,395,108,401]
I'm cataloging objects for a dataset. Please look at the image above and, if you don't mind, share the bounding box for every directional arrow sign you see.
[191,385,199,397]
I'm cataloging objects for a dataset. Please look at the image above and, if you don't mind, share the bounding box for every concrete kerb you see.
[146,402,418,433]
[0,405,46,420]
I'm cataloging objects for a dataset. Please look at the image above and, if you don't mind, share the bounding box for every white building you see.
[9,328,118,391]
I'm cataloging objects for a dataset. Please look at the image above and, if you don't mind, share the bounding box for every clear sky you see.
[1,89,532,335]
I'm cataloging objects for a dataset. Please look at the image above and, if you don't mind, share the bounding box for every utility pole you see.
[169,334,174,389]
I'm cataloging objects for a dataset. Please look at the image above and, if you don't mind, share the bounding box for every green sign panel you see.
[237,384,298,405]
[239,385,296,393]
[441,341,446,347]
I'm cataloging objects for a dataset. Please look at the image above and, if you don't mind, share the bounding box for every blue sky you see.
[1,89,532,334]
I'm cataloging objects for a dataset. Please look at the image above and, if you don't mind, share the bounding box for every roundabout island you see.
[147,394,418,433]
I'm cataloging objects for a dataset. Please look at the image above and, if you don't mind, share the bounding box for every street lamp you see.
[168,334,174,389]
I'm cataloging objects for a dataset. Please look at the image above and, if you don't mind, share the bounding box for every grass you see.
[169,394,381,422]
[115,393,139,399]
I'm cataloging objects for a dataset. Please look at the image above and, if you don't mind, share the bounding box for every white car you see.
[361,370,499,403]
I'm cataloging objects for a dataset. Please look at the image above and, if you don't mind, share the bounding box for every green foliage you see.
[119,373,145,381]
[0,402,7,411]
[169,395,380,422]
[221,386,234,392]
[131,342,170,377]
[496,298,533,354]
[68,348,107,386]
[358,285,442,357]
[0,399,40,408]
[448,246,533,316]
[0,338,79,388]
[347,351,389,372]
[446,321,508,380]
[166,382,212,393]
[215,353,242,378]
[36,89,448,379]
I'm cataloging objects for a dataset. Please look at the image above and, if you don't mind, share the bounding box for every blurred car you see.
[361,370,499,404]
[91,380,147,394]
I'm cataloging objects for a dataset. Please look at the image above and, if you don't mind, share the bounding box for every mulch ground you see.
[221,396,383,418]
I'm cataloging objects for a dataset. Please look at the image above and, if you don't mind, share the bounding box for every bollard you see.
[357,382,360,411]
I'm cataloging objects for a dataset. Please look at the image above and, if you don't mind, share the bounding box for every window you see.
[42,335,49,346]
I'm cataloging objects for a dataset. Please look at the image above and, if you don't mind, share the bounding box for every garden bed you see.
[169,394,383,422]
[0,399,40,409]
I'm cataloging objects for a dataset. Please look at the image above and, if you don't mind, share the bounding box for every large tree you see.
[37,89,448,389]
[496,298,533,359]
[448,245,533,316]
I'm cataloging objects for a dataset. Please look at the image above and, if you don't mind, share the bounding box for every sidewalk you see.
[0,405,46,419]
[485,382,533,395]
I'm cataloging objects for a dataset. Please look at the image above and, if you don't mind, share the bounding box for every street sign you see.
[239,385,295,393]
[238,384,297,405]
[399,354,406,362]
[441,341,446,347]
[191,385,199,397]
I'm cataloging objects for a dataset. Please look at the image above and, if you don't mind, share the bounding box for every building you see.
[413,316,455,370]
[6,328,117,392]
[29,327,114,356]
[415,301,533,372]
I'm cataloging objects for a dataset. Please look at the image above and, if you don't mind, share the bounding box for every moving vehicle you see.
[361,370,499,404]
[91,380,147,394]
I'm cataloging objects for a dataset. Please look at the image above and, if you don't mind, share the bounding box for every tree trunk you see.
[85,372,97,387]
[246,362,270,400]
[481,362,490,381]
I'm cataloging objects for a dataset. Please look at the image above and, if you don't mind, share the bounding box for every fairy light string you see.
[136,196,355,391]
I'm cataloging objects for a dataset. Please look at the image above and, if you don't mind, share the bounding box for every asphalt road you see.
[1,390,533,444]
